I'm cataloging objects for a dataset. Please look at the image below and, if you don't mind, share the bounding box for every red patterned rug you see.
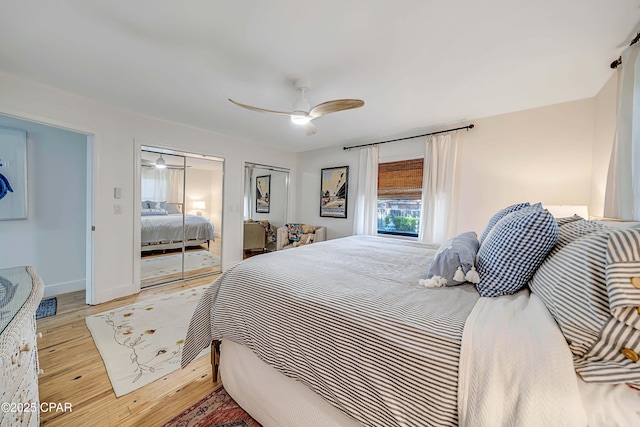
[161,384,261,427]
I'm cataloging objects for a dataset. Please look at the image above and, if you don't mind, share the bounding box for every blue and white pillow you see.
[555,214,584,227]
[141,208,167,216]
[479,202,530,245]
[476,204,558,297]
[529,225,640,386]
[148,201,167,210]
[424,231,480,287]
[554,217,604,253]
[165,203,181,215]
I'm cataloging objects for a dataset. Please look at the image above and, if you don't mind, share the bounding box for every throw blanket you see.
[182,236,480,427]
[458,290,587,426]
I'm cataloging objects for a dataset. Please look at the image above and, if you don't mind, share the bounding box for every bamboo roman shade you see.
[377,158,424,199]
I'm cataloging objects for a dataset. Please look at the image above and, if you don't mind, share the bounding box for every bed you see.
[182,204,640,426]
[141,212,214,252]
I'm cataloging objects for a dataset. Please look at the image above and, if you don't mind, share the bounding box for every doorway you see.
[140,147,223,287]
[0,113,94,301]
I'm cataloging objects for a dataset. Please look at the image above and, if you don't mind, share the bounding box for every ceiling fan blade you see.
[303,122,317,136]
[228,99,293,116]
[141,160,188,168]
[308,99,364,120]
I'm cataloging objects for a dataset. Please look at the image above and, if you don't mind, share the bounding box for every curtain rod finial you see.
[611,56,622,69]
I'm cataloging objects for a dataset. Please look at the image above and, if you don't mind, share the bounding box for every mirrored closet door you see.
[140,147,223,287]
[243,163,289,258]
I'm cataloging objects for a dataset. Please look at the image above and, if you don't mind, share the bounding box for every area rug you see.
[161,384,261,427]
[141,251,221,280]
[85,286,210,397]
[36,297,57,319]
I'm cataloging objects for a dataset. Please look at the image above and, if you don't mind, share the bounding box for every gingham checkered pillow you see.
[479,202,530,245]
[476,204,558,297]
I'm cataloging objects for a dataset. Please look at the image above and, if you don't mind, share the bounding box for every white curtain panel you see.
[141,167,184,203]
[604,42,640,220]
[353,145,379,235]
[419,132,461,243]
[167,168,184,204]
[141,167,168,201]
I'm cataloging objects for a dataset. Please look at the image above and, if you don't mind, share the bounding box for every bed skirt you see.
[219,338,362,427]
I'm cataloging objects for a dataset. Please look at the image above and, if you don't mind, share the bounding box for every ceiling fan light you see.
[155,155,167,169]
[291,114,311,125]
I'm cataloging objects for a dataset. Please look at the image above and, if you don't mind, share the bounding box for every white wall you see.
[457,98,595,235]
[296,147,359,239]
[297,97,597,240]
[0,73,297,304]
[590,73,618,217]
[0,114,87,296]
[185,167,214,217]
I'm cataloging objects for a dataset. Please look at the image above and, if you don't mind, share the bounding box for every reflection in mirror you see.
[182,155,223,280]
[243,163,289,259]
[140,148,223,287]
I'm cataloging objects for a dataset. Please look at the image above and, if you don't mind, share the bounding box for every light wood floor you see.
[36,275,221,427]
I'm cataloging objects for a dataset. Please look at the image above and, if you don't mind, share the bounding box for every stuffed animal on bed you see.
[293,233,314,247]
[302,224,316,234]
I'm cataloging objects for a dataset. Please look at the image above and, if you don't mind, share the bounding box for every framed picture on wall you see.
[0,127,28,220]
[256,174,270,213]
[320,166,349,218]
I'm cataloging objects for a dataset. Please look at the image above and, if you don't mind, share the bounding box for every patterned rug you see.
[141,250,221,280]
[161,384,261,427]
[85,286,210,397]
[36,297,57,319]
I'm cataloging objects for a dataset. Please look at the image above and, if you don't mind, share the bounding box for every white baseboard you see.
[43,280,140,305]
[44,279,86,298]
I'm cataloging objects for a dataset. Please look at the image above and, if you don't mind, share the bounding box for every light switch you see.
[114,187,122,199]
[114,204,122,214]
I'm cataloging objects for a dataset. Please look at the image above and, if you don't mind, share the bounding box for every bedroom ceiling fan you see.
[228,79,364,136]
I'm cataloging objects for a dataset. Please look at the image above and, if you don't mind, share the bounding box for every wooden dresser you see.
[0,266,44,427]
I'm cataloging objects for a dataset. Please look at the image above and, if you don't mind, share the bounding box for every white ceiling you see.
[1,0,639,152]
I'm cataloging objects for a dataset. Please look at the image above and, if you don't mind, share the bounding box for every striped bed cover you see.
[182,236,480,426]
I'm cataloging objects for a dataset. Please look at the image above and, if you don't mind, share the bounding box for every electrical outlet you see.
[114,204,122,214]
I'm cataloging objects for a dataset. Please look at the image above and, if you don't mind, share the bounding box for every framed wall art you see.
[320,166,348,218]
[0,127,27,220]
[256,174,270,213]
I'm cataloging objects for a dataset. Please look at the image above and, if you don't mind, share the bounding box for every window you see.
[377,158,423,237]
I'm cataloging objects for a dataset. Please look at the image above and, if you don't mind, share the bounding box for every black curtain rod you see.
[342,124,474,151]
[610,30,640,69]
